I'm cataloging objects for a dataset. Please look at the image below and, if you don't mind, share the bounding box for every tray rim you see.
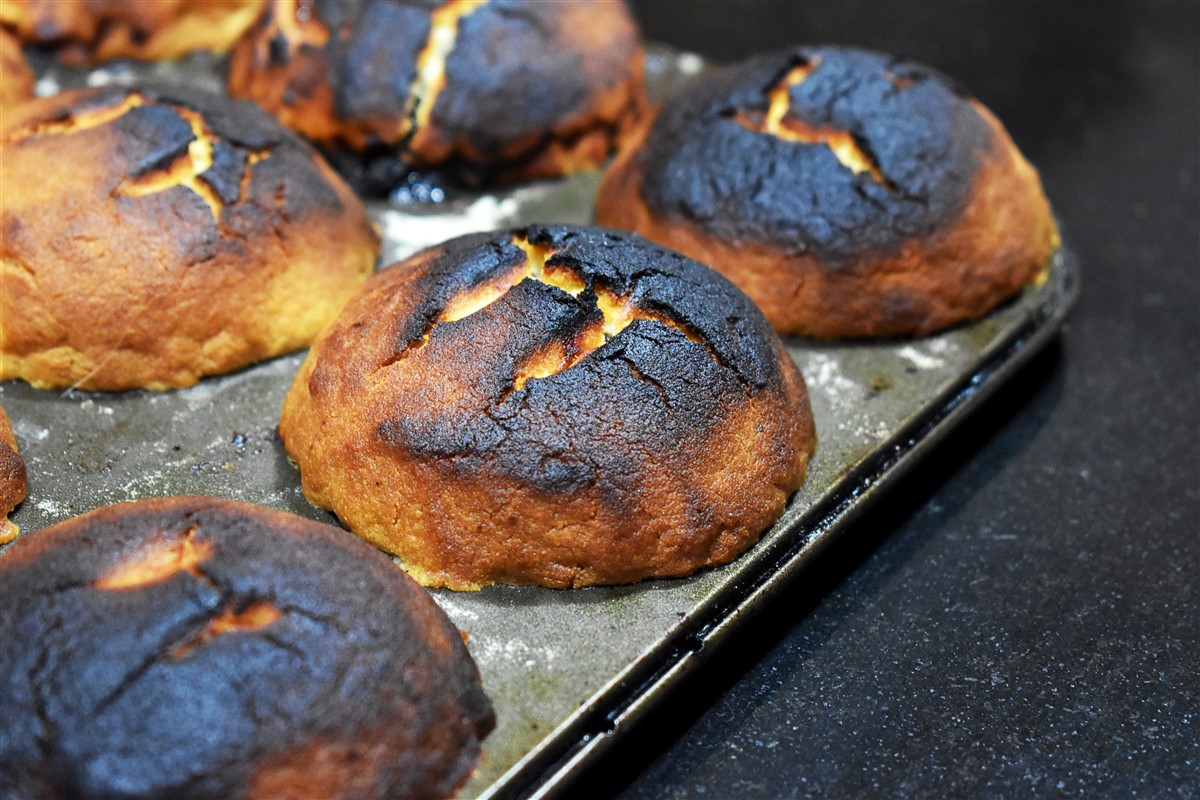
[479,244,1081,800]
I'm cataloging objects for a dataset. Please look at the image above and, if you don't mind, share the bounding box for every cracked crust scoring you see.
[0,29,33,110]
[597,45,1060,337]
[0,496,494,800]
[0,407,26,545]
[0,0,265,63]
[0,85,379,391]
[280,225,816,589]
[227,0,648,187]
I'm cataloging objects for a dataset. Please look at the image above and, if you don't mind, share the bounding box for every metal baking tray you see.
[1,47,1079,799]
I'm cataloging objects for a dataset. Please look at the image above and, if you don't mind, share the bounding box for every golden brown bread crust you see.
[596,46,1060,338]
[0,406,26,545]
[280,225,816,590]
[0,495,494,800]
[0,85,379,391]
[228,0,648,188]
[0,0,265,63]
[0,29,33,110]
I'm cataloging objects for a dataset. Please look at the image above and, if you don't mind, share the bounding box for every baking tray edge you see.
[483,244,1081,800]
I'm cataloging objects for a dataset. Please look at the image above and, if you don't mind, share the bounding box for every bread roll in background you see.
[0,84,379,391]
[0,0,265,64]
[228,0,648,191]
[597,45,1059,338]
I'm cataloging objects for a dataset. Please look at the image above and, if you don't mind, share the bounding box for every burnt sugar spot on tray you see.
[639,46,995,264]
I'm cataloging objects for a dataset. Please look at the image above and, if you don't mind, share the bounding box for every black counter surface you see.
[572,2,1199,797]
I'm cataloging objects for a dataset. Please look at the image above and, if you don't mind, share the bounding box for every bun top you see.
[307,225,792,495]
[636,45,994,263]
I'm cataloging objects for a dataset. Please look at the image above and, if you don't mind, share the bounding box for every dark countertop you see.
[575,2,1198,797]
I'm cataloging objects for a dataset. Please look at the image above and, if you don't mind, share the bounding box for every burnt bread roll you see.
[228,0,647,189]
[0,0,265,64]
[0,29,33,110]
[597,45,1060,338]
[0,496,494,799]
[0,84,379,391]
[280,225,816,590]
[0,406,26,545]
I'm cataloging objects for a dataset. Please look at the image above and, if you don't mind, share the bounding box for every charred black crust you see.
[267,31,290,66]
[0,497,494,799]
[433,1,602,155]
[340,5,429,122]
[117,105,194,178]
[316,0,432,122]
[372,225,786,494]
[203,139,248,205]
[392,232,529,350]
[24,84,345,222]
[382,314,747,495]
[404,225,781,389]
[257,0,637,190]
[638,45,994,264]
[77,84,283,152]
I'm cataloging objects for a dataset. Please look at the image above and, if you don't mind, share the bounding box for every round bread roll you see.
[280,225,816,590]
[0,0,265,64]
[597,45,1060,338]
[0,406,26,545]
[0,496,494,799]
[0,29,33,110]
[228,0,647,189]
[0,84,379,391]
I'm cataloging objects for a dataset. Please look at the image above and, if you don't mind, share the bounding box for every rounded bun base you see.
[0,496,493,799]
[281,225,816,589]
[0,86,379,391]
